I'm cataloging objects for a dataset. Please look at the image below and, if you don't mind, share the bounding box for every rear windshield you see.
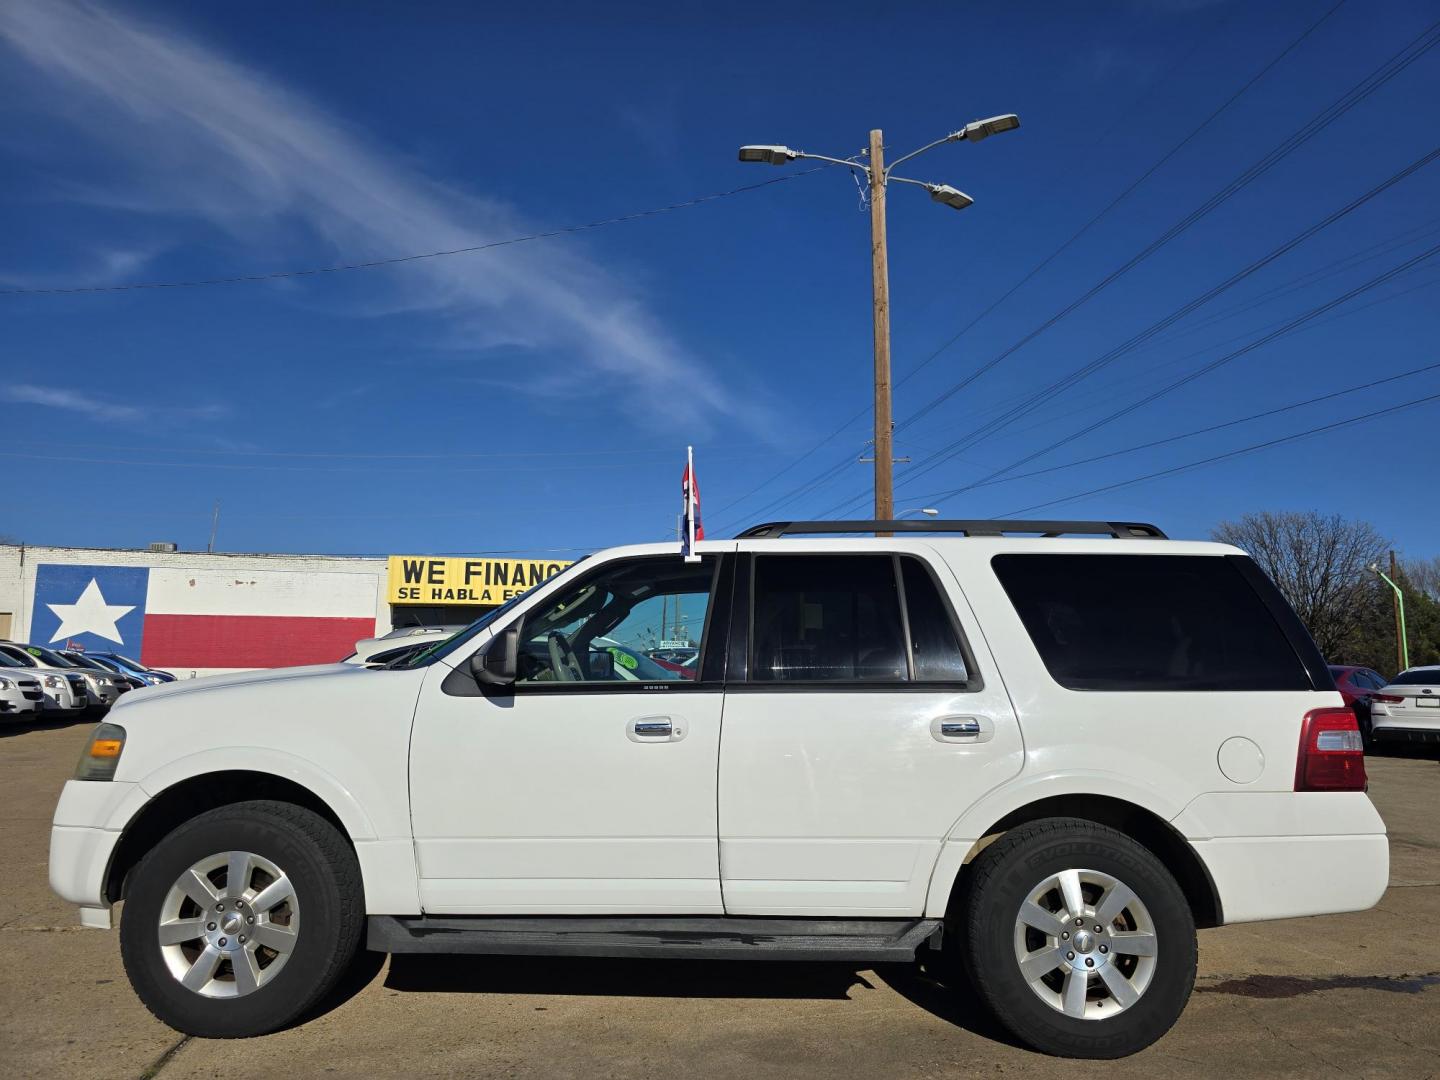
[991,554,1311,692]
[1391,669,1440,686]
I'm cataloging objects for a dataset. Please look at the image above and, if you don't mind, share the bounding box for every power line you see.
[997,390,1440,517]
[833,142,1440,514]
[725,12,1440,528]
[895,0,1351,392]
[962,241,1440,489]
[895,14,1440,436]
[913,359,1440,502]
[704,3,1349,526]
[0,169,826,297]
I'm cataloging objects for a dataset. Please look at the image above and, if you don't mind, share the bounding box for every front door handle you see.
[628,716,685,742]
[931,714,993,744]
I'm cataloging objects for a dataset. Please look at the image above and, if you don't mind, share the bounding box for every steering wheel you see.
[546,631,586,682]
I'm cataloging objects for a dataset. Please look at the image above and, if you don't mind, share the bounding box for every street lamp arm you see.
[886,174,939,190]
[795,151,870,174]
[883,135,955,177]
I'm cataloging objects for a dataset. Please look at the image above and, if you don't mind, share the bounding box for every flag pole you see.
[684,444,700,563]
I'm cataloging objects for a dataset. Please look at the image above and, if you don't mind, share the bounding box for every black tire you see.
[962,818,1197,1058]
[120,800,364,1038]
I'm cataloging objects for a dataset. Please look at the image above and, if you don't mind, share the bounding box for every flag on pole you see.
[681,446,704,562]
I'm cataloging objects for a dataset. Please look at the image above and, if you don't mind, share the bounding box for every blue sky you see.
[2,0,1437,559]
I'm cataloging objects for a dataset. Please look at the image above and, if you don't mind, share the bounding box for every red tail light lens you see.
[1373,694,1403,704]
[1295,707,1367,791]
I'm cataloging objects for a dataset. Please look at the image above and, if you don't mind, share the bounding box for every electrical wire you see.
[821,142,1440,515]
[715,12,1439,528]
[0,169,826,296]
[912,359,1440,502]
[703,3,1350,527]
[895,0,1351,392]
[996,390,1440,517]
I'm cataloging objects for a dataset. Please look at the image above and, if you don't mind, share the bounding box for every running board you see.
[368,915,943,962]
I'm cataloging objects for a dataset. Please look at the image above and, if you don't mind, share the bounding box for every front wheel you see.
[120,800,364,1037]
[961,818,1197,1058]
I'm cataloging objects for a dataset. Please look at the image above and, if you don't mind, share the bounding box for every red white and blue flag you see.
[29,563,378,674]
[681,446,704,563]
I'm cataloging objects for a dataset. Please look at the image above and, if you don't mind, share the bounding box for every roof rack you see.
[735,519,1168,540]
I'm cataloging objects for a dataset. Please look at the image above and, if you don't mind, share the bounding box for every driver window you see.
[514,556,714,686]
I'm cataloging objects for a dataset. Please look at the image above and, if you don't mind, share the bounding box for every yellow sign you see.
[387,555,571,606]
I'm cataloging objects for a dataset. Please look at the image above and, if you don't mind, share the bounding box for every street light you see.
[897,507,940,519]
[1367,562,1410,671]
[737,115,1020,520]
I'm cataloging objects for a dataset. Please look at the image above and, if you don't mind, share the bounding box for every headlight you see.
[0,678,12,691]
[74,723,126,781]
[44,675,63,689]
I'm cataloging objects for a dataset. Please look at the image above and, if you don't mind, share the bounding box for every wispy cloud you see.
[2,383,143,421]
[0,0,738,430]
[0,382,228,426]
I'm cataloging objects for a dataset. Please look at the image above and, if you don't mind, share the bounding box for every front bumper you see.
[0,689,40,716]
[49,780,146,920]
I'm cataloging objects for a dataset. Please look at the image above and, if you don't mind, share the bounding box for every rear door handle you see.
[931,715,992,743]
[628,716,685,742]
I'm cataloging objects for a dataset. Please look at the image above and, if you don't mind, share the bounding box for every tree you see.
[1212,511,1387,660]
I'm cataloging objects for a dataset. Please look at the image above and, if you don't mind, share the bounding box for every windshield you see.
[389,556,589,670]
[1391,669,1440,686]
[61,653,108,671]
[25,645,76,666]
[0,649,32,668]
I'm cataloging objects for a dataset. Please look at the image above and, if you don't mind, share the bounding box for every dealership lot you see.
[2,718,1436,1080]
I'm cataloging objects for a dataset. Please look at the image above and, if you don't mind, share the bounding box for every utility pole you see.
[1390,550,1406,673]
[737,114,1018,522]
[208,501,220,554]
[869,128,893,522]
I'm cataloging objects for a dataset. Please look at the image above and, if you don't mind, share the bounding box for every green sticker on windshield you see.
[607,647,638,670]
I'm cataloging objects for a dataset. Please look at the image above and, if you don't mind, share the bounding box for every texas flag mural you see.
[30,564,379,671]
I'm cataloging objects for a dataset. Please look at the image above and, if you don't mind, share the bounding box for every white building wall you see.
[0,545,390,679]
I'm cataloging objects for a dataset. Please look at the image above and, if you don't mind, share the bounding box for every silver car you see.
[1371,665,1440,745]
[0,652,45,719]
[0,642,93,713]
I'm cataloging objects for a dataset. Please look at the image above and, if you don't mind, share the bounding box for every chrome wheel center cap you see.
[221,912,244,935]
[1072,929,1095,954]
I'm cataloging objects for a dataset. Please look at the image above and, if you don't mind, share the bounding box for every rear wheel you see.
[962,818,1197,1058]
[120,800,363,1037]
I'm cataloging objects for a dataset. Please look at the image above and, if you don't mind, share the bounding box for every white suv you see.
[48,520,1386,1058]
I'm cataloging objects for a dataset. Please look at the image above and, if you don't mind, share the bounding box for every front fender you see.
[134,748,379,839]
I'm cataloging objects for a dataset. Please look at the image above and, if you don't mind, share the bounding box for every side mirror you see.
[589,650,615,680]
[470,626,519,688]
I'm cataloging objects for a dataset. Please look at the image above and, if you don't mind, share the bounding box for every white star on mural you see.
[46,579,135,644]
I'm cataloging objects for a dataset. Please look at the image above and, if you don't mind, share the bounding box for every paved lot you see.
[2,718,1437,1079]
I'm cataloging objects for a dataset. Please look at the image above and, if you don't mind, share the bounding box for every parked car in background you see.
[71,654,147,691]
[1328,665,1389,747]
[646,650,698,679]
[86,652,175,685]
[59,651,139,697]
[0,642,89,714]
[0,652,44,719]
[1371,666,1440,745]
[4,643,121,711]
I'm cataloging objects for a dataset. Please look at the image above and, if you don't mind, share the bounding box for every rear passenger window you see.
[751,555,907,682]
[901,558,970,683]
[991,554,1311,692]
[748,555,973,685]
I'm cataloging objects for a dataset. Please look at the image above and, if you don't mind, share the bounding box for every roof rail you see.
[735,519,1168,540]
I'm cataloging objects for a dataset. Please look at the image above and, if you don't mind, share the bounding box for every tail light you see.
[1295,707,1367,791]
[1373,693,1403,704]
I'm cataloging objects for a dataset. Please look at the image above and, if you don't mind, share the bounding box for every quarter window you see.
[992,554,1311,692]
